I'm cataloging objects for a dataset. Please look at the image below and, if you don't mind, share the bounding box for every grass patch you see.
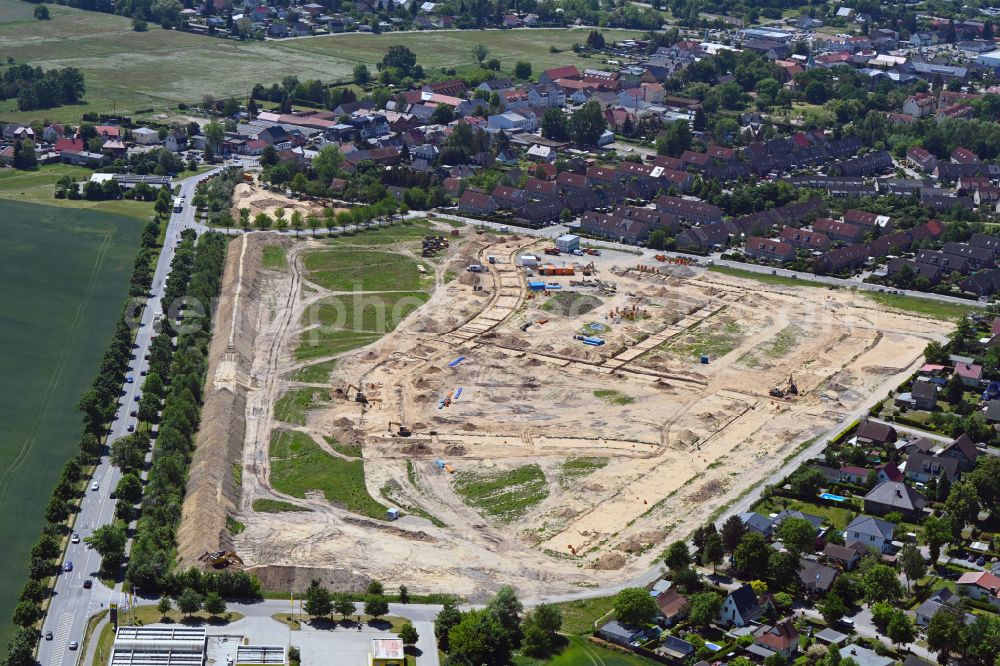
[269,430,388,520]
[708,265,831,289]
[287,359,337,383]
[262,245,288,270]
[323,435,362,458]
[226,515,245,535]
[514,635,659,666]
[274,387,329,425]
[117,604,244,625]
[323,218,435,245]
[863,291,972,322]
[593,389,634,406]
[663,316,742,360]
[753,496,856,530]
[551,597,617,636]
[559,457,608,487]
[541,292,603,316]
[304,292,430,330]
[252,498,312,513]
[303,248,427,292]
[765,325,801,358]
[0,163,153,220]
[453,464,549,522]
[378,483,446,527]
[406,460,420,488]
[295,329,381,361]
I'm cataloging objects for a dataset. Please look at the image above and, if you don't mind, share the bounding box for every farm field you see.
[0,200,140,647]
[0,0,639,123]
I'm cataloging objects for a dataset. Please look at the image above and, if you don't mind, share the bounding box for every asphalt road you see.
[36,167,226,666]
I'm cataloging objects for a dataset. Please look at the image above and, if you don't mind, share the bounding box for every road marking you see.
[49,612,74,666]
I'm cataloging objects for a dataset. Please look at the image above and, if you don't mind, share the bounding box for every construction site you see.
[177,220,952,600]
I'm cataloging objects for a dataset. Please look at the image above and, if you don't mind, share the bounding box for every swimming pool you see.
[819,492,846,502]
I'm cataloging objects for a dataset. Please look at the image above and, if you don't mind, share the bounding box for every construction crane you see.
[345,384,368,404]
[388,421,412,437]
[199,549,244,568]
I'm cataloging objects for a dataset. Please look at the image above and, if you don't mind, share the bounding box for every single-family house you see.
[839,645,894,666]
[954,362,983,387]
[910,379,939,411]
[655,588,689,627]
[855,419,897,445]
[719,584,762,627]
[905,452,959,484]
[738,511,774,537]
[956,571,1000,606]
[596,620,650,647]
[823,542,864,571]
[915,588,976,626]
[753,621,800,659]
[863,481,927,520]
[798,558,839,595]
[939,434,979,471]
[844,515,895,553]
[458,190,497,215]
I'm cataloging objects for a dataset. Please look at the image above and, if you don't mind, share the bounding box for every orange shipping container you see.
[444,464,455,473]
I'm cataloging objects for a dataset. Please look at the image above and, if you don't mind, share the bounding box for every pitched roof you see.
[906,452,959,480]
[856,418,896,443]
[957,570,1000,593]
[945,433,978,460]
[798,558,838,591]
[863,481,927,512]
[655,588,689,618]
[845,515,895,539]
[727,584,761,617]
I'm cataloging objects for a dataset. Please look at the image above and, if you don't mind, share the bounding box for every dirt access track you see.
[190,226,951,601]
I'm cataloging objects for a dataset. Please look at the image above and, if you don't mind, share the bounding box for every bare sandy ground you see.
[231,181,347,220]
[227,233,951,601]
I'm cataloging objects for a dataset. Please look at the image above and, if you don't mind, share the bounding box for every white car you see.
[90,481,99,491]
[71,533,80,544]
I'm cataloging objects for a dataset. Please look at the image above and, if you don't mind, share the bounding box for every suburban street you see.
[37,166,226,666]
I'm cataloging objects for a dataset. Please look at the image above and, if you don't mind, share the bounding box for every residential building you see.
[738,511,774,537]
[906,379,939,412]
[954,362,983,387]
[823,542,863,571]
[719,584,762,627]
[855,419,897,444]
[798,558,838,595]
[753,621,800,659]
[745,237,796,263]
[863,481,927,520]
[906,146,937,172]
[939,434,979,471]
[915,588,976,626]
[905,453,959,484]
[597,620,648,647]
[956,571,1000,606]
[839,645,894,666]
[655,588,689,627]
[844,515,895,553]
[458,190,496,215]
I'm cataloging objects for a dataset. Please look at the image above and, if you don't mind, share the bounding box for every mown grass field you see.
[0,200,140,647]
[269,429,387,519]
[0,0,639,123]
[304,292,430,330]
[302,248,427,292]
[286,358,337,383]
[452,464,549,522]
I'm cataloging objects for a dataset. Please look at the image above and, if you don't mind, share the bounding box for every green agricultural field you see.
[0,0,639,123]
[269,429,387,519]
[452,464,549,522]
[0,200,140,647]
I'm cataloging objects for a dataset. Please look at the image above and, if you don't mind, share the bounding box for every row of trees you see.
[124,232,228,593]
[0,64,85,110]
[435,586,565,664]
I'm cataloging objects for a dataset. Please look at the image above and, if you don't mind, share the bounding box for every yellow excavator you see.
[199,549,244,568]
[388,421,412,437]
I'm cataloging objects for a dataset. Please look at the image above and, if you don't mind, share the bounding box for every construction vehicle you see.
[345,384,368,405]
[388,421,412,437]
[543,248,561,256]
[769,376,799,399]
[199,549,244,568]
[581,262,596,276]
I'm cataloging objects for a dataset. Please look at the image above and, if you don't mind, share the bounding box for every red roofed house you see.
[754,621,800,659]
[903,92,937,118]
[907,146,937,173]
[745,237,796,263]
[93,125,120,139]
[655,588,689,627]
[780,227,831,251]
[458,190,497,215]
[839,465,872,484]
[813,218,863,243]
[957,571,1000,606]
[54,137,85,154]
[876,462,903,483]
[952,147,981,164]
[539,65,581,85]
[954,362,983,387]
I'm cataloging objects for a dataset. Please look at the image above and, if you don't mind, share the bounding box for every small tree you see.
[664,541,691,571]
[898,544,926,592]
[177,588,204,617]
[472,43,489,64]
[688,592,722,629]
[398,621,419,647]
[158,596,172,618]
[203,592,226,616]
[861,564,903,605]
[613,588,657,626]
[887,611,915,648]
[365,595,389,620]
[332,593,355,621]
[303,580,332,618]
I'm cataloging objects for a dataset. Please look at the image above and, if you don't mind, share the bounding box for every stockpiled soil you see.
[0,200,139,645]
